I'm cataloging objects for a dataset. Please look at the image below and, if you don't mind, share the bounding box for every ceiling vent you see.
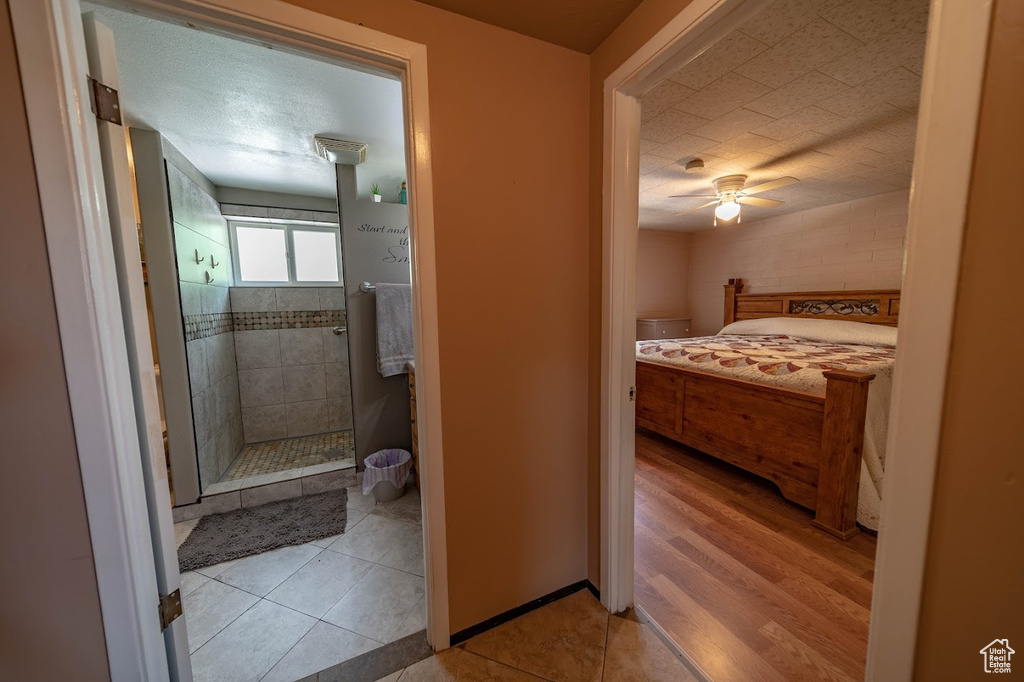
[314,136,367,165]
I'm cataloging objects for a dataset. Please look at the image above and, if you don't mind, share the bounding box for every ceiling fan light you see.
[714,199,741,222]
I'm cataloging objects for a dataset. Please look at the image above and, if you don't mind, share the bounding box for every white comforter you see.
[636,317,897,530]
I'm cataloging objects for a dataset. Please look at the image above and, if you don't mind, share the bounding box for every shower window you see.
[230,221,342,285]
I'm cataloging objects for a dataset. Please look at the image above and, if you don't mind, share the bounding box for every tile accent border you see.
[233,309,345,332]
[183,309,346,341]
[184,312,233,342]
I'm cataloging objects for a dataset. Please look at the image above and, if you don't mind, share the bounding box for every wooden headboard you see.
[724,279,901,327]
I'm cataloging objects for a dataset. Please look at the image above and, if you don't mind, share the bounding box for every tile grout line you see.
[211,537,330,600]
[459,648,558,682]
[192,551,407,678]
[599,610,611,681]
[188,594,263,660]
[182,493,425,679]
[253,611,317,682]
[211,532,423,681]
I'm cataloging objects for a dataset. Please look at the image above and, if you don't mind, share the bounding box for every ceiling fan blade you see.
[749,109,915,172]
[743,176,799,194]
[668,193,719,198]
[738,196,784,208]
[676,200,719,215]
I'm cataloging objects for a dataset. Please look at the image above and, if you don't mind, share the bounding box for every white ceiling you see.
[639,0,929,231]
[87,6,407,200]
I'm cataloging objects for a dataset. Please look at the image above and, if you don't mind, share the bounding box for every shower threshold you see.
[172,431,357,522]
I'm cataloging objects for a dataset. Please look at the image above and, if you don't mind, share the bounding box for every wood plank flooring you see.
[634,429,877,682]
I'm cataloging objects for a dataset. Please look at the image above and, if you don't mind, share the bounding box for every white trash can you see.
[363,449,413,502]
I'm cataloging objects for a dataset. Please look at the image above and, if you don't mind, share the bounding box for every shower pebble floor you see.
[175,484,425,682]
[202,431,357,496]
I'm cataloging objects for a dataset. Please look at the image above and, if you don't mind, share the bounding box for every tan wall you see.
[686,190,908,335]
[637,229,691,317]
[914,0,1024,675]
[0,1,111,679]
[284,0,592,633]
[588,0,696,587]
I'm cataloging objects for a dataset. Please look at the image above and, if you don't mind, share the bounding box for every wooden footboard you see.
[635,360,874,539]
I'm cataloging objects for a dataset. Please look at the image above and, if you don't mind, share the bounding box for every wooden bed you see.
[635,279,900,539]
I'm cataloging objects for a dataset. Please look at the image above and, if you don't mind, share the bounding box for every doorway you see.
[599,0,992,679]
[9,0,448,679]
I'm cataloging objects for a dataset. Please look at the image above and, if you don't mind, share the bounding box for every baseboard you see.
[450,580,601,646]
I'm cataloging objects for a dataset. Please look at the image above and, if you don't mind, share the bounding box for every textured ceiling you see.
[87,6,406,199]
[639,0,929,231]
[413,0,642,53]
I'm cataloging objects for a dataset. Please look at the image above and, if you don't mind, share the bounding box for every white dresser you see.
[636,316,692,341]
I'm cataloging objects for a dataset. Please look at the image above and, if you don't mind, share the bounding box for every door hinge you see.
[629,385,636,402]
[88,76,122,125]
[158,589,182,630]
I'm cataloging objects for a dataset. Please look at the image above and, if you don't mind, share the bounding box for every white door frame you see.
[600,1,993,680]
[9,1,450,679]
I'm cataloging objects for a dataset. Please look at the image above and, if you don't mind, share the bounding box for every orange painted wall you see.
[283,0,592,632]
[0,1,111,678]
[914,0,1024,674]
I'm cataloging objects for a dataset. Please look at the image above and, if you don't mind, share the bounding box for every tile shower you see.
[164,161,354,495]
[184,282,355,492]
[132,125,360,508]
[185,284,356,489]
[220,285,356,489]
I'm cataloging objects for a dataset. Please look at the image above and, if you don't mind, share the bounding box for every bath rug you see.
[177,488,347,571]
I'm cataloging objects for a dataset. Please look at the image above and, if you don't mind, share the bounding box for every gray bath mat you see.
[177,488,348,572]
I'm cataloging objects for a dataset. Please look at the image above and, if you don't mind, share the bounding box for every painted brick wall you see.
[686,190,910,335]
[636,229,691,317]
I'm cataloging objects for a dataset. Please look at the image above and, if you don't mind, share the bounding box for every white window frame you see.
[229,220,344,286]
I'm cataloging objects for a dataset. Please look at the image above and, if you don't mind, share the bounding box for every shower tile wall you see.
[168,162,244,488]
[231,286,353,444]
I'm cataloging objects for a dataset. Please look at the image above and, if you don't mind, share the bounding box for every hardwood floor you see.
[634,429,877,682]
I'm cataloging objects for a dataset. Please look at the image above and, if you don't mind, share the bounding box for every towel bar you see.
[359,281,376,293]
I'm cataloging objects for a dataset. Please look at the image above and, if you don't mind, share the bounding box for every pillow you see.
[718,317,898,347]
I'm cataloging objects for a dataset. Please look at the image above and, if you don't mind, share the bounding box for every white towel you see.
[374,282,414,377]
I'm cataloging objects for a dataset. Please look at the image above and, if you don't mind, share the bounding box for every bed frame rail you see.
[636,361,873,538]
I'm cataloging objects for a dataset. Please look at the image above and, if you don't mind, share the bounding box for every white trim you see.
[866,0,992,678]
[600,0,992,679]
[599,88,640,614]
[9,1,168,678]
[599,0,767,617]
[10,2,450,678]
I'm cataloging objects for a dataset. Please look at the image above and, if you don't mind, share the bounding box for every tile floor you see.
[222,431,356,481]
[374,590,698,682]
[176,484,425,682]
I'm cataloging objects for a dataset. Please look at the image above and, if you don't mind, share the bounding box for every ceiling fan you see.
[671,174,799,226]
